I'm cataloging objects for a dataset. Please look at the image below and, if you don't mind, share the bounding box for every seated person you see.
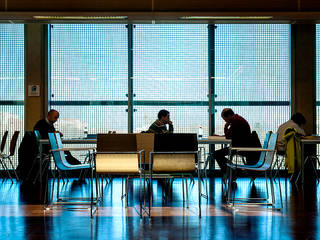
[214,108,254,175]
[147,109,174,134]
[276,112,306,154]
[34,109,81,165]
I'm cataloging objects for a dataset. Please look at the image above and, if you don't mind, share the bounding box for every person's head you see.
[221,108,235,123]
[47,109,59,124]
[291,112,306,126]
[158,109,170,124]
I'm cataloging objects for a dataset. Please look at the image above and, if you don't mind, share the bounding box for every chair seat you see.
[96,153,140,173]
[58,163,91,171]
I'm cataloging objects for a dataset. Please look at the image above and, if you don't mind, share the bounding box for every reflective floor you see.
[0,177,319,239]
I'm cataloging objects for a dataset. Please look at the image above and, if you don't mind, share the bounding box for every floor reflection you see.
[0,177,318,239]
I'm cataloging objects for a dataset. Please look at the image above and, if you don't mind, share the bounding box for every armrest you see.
[230,147,274,152]
[96,150,144,154]
[51,147,95,152]
[150,151,198,154]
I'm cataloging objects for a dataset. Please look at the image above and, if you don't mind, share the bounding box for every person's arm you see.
[168,122,174,133]
[224,122,232,139]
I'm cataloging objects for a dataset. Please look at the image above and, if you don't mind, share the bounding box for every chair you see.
[48,132,97,217]
[25,130,51,184]
[0,131,20,182]
[226,132,282,209]
[148,134,201,217]
[0,131,9,180]
[95,133,146,217]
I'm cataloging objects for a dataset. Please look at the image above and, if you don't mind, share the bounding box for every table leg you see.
[301,143,304,184]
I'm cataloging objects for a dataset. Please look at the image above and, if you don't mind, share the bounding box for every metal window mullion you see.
[208,24,216,170]
[127,24,134,133]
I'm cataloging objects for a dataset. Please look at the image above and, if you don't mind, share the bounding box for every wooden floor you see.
[0,177,318,239]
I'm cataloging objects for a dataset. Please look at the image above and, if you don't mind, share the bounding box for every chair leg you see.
[198,166,201,217]
[182,177,185,206]
[265,172,269,201]
[227,167,233,206]
[268,172,275,206]
[125,177,129,208]
[0,159,13,184]
[7,156,19,181]
[149,166,153,217]
[277,171,283,209]
[100,175,104,200]
[90,166,94,218]
[310,157,319,183]
[57,171,61,201]
[185,178,189,209]
[50,166,57,204]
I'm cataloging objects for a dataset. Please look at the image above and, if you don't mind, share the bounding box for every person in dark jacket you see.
[214,108,255,175]
[34,109,81,165]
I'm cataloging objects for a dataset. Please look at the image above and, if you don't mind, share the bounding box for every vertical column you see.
[291,24,316,135]
[208,24,216,170]
[24,24,49,131]
[127,24,134,133]
[291,24,316,184]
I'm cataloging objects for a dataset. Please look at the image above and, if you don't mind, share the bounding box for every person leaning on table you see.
[276,112,306,154]
[214,108,253,176]
[147,109,174,134]
[33,109,81,165]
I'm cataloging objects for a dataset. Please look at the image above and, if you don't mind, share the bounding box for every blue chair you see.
[48,132,97,217]
[227,132,281,209]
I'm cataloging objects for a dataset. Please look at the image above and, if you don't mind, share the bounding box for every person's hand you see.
[225,122,230,128]
[55,131,63,137]
[168,120,173,125]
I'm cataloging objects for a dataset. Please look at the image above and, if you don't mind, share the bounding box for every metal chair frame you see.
[48,132,98,217]
[95,150,147,217]
[0,131,20,183]
[148,151,201,217]
[226,133,282,210]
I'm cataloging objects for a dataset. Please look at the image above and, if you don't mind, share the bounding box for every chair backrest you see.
[96,133,140,173]
[262,132,278,170]
[9,131,20,156]
[97,134,137,152]
[252,131,271,166]
[152,134,198,173]
[34,130,41,143]
[154,133,198,152]
[0,130,8,153]
[48,132,73,170]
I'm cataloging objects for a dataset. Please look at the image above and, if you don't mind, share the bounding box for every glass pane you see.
[215,24,290,102]
[51,105,128,137]
[133,24,208,101]
[50,24,128,137]
[0,24,24,168]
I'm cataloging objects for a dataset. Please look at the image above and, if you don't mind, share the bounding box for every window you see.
[215,24,291,139]
[132,24,208,135]
[0,24,24,167]
[50,24,128,137]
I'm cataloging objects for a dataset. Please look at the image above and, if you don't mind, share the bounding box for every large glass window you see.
[0,24,24,167]
[215,24,291,139]
[49,24,290,170]
[50,24,128,137]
